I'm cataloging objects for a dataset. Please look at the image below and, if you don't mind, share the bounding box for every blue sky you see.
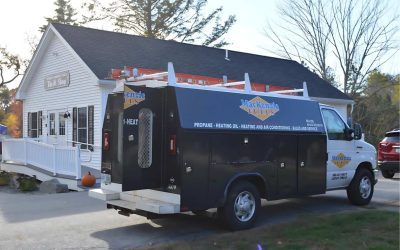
[0,0,399,89]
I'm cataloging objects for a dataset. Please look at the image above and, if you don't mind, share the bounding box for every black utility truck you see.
[90,63,377,230]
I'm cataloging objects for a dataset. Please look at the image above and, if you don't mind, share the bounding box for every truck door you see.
[122,86,164,191]
[102,93,124,185]
[321,108,356,189]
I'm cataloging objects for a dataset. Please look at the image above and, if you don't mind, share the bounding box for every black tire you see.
[346,168,374,206]
[219,181,261,231]
[381,170,395,179]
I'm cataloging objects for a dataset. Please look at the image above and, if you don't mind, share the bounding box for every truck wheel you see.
[381,170,395,179]
[219,181,260,230]
[346,168,374,206]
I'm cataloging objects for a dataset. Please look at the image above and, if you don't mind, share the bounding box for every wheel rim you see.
[359,176,372,199]
[234,191,256,222]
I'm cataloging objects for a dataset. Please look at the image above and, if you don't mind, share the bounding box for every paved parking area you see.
[0,174,398,249]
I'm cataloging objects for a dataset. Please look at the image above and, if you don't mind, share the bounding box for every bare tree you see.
[0,48,24,88]
[265,0,399,96]
[265,0,332,83]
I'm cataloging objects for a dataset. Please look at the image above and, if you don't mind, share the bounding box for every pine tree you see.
[83,0,236,48]
[39,0,78,32]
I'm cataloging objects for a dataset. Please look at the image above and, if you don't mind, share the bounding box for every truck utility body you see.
[90,63,377,230]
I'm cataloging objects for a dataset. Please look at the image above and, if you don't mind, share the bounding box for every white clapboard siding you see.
[22,33,103,169]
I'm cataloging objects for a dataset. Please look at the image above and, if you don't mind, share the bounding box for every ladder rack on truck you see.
[114,62,310,100]
[90,62,377,231]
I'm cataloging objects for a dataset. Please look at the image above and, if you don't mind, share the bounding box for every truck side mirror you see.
[353,123,362,140]
[345,127,355,141]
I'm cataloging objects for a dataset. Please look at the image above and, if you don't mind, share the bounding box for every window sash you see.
[58,112,66,136]
[49,113,56,135]
[72,106,94,150]
[77,107,88,149]
[30,112,38,138]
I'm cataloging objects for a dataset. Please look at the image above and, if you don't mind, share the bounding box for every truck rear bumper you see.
[89,188,181,215]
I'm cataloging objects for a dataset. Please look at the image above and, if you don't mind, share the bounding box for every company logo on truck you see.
[240,96,279,121]
[124,86,145,109]
[332,153,351,168]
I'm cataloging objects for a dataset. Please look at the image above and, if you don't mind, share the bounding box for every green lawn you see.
[142,210,399,250]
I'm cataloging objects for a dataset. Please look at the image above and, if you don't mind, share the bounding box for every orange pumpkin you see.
[82,172,96,187]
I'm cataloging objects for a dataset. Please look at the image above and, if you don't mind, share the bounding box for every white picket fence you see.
[2,138,82,179]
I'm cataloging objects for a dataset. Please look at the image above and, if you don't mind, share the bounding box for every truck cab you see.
[321,105,377,191]
[89,63,377,230]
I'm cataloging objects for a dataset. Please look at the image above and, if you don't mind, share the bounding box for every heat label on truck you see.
[175,87,325,133]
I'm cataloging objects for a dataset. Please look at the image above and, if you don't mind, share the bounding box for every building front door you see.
[47,110,67,145]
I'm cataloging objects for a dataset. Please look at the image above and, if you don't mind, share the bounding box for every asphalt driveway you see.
[0,173,399,249]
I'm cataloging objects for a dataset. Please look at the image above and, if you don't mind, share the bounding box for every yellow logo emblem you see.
[240,96,279,121]
[332,153,351,168]
[124,86,145,109]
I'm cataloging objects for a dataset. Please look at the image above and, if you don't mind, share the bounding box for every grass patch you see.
[142,210,399,250]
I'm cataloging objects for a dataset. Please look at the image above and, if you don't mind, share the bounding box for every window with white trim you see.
[58,112,66,136]
[78,107,88,149]
[49,113,56,135]
[28,112,41,138]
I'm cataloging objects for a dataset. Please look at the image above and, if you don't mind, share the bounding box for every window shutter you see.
[27,112,32,138]
[73,107,77,146]
[38,111,42,136]
[88,105,94,151]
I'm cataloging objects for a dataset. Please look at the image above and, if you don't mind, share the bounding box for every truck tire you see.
[346,168,374,206]
[219,181,260,230]
[381,170,395,179]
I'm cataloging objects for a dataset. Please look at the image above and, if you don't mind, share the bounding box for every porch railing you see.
[2,138,81,179]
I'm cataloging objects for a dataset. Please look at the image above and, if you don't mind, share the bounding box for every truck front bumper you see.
[373,169,379,185]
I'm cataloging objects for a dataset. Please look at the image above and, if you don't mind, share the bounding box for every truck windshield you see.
[321,109,347,140]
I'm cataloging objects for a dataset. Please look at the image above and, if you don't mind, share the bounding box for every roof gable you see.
[50,23,352,101]
[16,24,98,100]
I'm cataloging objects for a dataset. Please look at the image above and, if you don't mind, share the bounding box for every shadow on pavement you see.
[0,186,104,223]
[91,194,366,249]
[91,213,224,249]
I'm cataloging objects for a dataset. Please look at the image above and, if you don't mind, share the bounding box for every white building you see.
[1,23,353,189]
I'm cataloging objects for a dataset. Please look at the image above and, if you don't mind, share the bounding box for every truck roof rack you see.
[116,62,310,100]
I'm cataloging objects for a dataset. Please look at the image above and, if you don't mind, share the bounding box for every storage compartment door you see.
[180,133,210,210]
[297,135,327,195]
[276,134,298,197]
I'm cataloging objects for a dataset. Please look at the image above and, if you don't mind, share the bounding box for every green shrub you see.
[0,171,10,186]
[17,175,38,192]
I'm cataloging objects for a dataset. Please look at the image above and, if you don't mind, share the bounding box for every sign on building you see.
[44,71,70,90]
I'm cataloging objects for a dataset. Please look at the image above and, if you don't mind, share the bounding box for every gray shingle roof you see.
[52,23,352,101]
